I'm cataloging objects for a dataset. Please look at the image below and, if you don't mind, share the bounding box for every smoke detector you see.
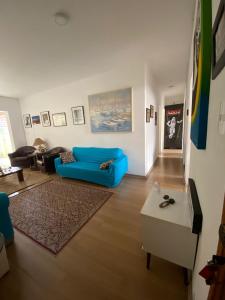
[54,12,69,26]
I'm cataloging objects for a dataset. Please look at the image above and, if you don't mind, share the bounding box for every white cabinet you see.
[140,187,199,270]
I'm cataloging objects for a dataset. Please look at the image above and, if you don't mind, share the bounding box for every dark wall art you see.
[164,104,183,150]
[191,0,212,149]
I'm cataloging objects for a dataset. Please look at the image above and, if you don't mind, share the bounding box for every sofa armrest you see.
[109,155,128,178]
[0,192,9,207]
[54,157,62,169]
[8,152,17,158]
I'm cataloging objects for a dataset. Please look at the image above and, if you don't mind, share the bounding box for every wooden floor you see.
[0,157,187,300]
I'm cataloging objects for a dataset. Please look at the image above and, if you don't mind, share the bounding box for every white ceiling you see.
[0,0,195,98]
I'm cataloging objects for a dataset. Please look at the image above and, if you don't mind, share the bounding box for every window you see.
[0,111,14,167]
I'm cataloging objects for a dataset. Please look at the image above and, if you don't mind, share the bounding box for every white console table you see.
[140,181,202,273]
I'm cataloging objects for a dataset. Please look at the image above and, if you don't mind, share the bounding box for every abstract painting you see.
[88,88,132,132]
[191,0,212,149]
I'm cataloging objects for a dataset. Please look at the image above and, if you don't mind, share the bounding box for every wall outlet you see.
[218,102,225,135]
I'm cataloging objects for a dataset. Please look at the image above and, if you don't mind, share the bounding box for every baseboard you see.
[125,173,146,179]
[126,157,157,179]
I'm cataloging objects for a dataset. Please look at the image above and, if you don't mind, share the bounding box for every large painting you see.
[88,88,132,132]
[164,104,183,150]
[191,0,212,149]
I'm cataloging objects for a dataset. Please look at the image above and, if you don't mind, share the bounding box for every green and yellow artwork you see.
[191,0,212,149]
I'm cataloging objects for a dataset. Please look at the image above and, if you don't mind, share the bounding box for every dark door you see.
[164,104,183,149]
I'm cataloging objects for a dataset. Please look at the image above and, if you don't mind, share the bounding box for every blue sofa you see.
[0,192,14,244]
[55,147,128,188]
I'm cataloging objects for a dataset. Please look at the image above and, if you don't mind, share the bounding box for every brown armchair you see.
[8,146,36,168]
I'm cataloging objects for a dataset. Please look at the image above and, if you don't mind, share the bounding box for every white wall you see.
[0,96,26,149]
[186,0,225,299]
[20,62,158,176]
[145,65,159,174]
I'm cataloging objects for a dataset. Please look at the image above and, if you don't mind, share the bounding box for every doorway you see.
[164,104,184,150]
[0,111,14,167]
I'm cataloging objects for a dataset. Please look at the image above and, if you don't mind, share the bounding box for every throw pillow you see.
[100,160,113,170]
[60,151,75,164]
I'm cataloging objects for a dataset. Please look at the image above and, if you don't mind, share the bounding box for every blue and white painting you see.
[88,88,132,133]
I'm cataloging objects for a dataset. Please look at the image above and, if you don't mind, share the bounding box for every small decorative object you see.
[32,115,41,125]
[60,151,75,164]
[191,0,212,149]
[23,114,32,128]
[212,0,225,79]
[89,88,132,132]
[155,112,158,126]
[52,112,67,127]
[100,160,113,170]
[33,138,48,153]
[71,106,85,125]
[150,105,154,118]
[146,108,150,123]
[40,111,51,127]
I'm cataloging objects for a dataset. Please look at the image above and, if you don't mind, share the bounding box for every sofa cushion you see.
[57,161,112,178]
[60,151,75,164]
[73,147,123,164]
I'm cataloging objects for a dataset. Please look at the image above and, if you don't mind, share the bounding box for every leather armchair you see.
[36,147,66,173]
[8,146,36,168]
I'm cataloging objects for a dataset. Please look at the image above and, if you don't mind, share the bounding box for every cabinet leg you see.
[183,268,191,286]
[147,253,151,270]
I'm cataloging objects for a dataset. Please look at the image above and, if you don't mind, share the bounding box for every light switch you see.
[218,102,225,135]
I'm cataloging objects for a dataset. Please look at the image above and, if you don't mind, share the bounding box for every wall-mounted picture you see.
[212,0,225,79]
[146,108,150,123]
[191,0,212,149]
[23,114,32,128]
[40,111,51,127]
[150,105,154,118]
[155,111,158,126]
[32,115,41,125]
[164,104,183,150]
[71,106,85,125]
[88,87,132,133]
[52,112,67,127]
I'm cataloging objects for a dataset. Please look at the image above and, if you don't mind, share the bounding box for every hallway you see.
[0,156,187,300]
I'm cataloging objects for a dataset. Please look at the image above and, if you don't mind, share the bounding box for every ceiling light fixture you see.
[54,12,69,26]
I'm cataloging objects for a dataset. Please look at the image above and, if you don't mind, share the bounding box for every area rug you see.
[9,180,113,254]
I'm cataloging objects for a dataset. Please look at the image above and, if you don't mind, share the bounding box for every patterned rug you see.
[9,180,113,254]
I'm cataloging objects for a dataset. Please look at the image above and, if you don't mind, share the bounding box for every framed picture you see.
[150,105,154,118]
[191,0,212,149]
[155,112,158,126]
[71,106,85,125]
[40,111,51,127]
[52,113,67,127]
[23,114,32,128]
[89,88,132,132]
[212,0,225,79]
[146,108,150,123]
[32,115,40,125]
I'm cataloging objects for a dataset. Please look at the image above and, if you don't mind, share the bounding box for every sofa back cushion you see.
[72,147,123,164]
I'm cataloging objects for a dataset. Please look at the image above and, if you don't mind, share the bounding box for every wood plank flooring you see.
[0,157,187,300]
